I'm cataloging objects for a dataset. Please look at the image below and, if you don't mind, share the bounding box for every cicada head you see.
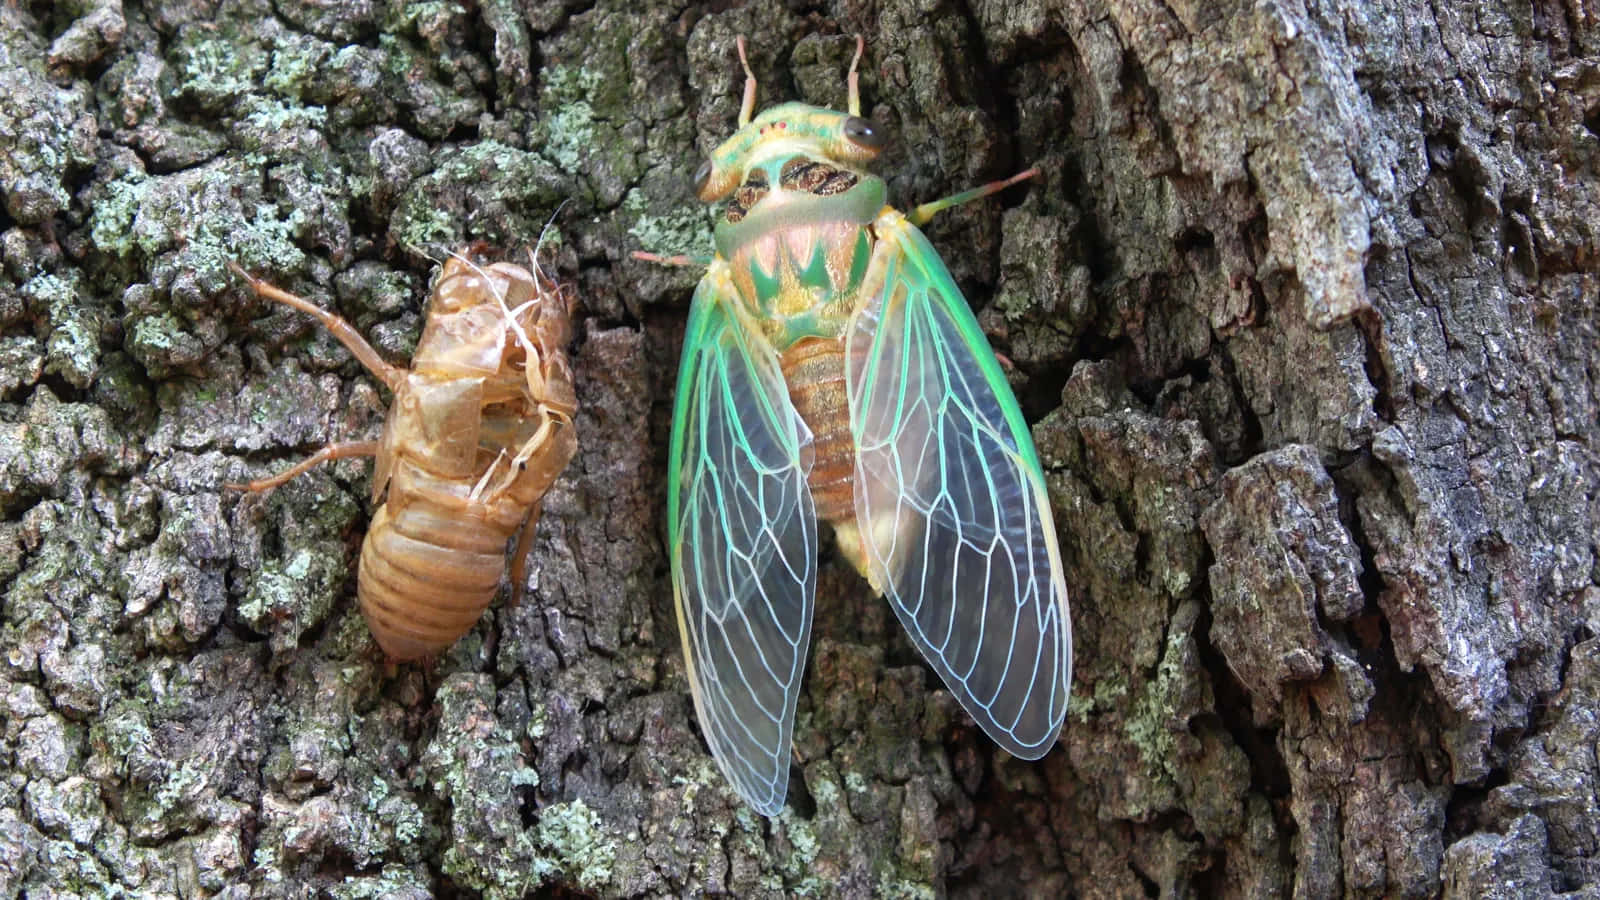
[694,37,888,206]
[695,103,888,204]
[412,259,517,377]
[696,39,893,261]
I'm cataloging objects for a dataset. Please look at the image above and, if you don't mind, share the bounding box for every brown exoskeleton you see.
[228,247,578,660]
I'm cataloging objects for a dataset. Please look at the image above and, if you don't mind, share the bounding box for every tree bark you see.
[1,0,1595,896]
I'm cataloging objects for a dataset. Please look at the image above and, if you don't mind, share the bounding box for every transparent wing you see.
[668,272,817,814]
[846,218,1071,758]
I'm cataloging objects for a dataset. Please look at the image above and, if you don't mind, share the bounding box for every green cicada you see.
[646,37,1071,815]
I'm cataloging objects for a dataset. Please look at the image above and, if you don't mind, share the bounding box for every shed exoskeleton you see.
[229,247,578,660]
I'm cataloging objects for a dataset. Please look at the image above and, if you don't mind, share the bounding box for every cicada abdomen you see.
[648,38,1072,815]
[229,248,578,660]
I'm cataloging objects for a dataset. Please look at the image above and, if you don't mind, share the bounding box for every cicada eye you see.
[842,117,886,151]
[693,160,714,196]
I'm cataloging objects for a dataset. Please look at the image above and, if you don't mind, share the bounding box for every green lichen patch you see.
[84,154,322,377]
[773,800,831,897]
[21,270,102,389]
[88,157,308,278]
[171,26,268,113]
[373,31,483,139]
[392,201,456,250]
[237,544,349,655]
[86,173,154,259]
[124,312,207,378]
[535,800,616,891]
[415,675,624,897]
[0,36,97,224]
[254,735,432,874]
[235,94,331,159]
[385,0,469,42]
[538,65,604,174]
[263,31,338,101]
[522,27,659,208]
[0,388,126,507]
[1123,605,1209,802]
[390,141,571,249]
[421,674,549,898]
[92,649,269,854]
[623,187,715,260]
[326,864,433,899]
[876,878,938,900]
[0,336,43,398]
[1126,670,1180,781]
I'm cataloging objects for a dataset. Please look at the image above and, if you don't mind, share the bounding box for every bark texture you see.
[0,0,1596,896]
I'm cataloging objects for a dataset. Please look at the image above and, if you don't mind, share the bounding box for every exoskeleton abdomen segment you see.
[358,499,507,660]
[359,394,573,660]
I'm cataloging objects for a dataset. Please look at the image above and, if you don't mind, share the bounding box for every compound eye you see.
[842,117,886,151]
[692,160,714,196]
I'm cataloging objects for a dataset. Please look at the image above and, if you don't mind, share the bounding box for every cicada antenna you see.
[736,36,758,127]
[528,200,576,323]
[847,35,865,117]
[529,200,572,282]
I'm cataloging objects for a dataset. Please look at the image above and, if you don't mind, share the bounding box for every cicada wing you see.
[668,272,818,815]
[846,218,1072,758]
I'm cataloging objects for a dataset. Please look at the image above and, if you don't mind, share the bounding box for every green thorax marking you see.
[716,181,880,347]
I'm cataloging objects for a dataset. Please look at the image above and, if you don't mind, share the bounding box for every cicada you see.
[229,246,579,660]
[644,38,1071,814]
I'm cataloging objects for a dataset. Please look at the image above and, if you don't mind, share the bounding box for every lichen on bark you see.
[1,0,1597,896]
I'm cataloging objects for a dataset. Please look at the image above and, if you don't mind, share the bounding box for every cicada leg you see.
[506,505,545,608]
[227,440,381,492]
[499,404,577,606]
[508,409,562,470]
[227,261,406,391]
[468,450,513,503]
[467,405,563,506]
[736,35,758,127]
[905,168,1040,226]
[631,251,713,268]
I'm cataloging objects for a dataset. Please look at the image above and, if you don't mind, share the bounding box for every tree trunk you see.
[1,0,1595,896]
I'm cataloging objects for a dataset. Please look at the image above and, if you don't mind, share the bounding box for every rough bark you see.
[0,0,1595,897]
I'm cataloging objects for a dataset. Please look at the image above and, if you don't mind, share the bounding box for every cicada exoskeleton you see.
[230,246,578,660]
